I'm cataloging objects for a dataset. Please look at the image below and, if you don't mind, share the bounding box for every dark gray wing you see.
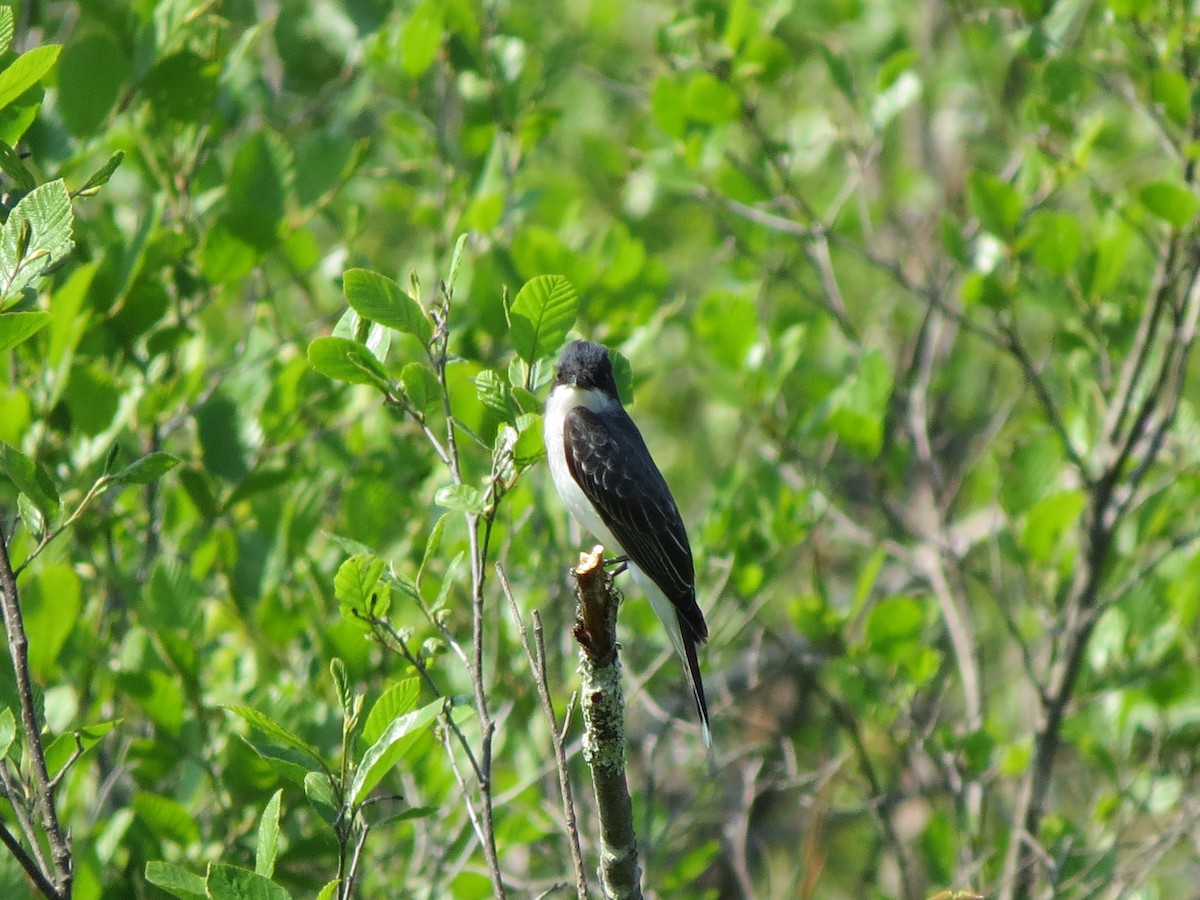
[563,405,708,643]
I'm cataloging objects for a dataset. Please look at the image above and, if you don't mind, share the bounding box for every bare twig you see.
[573,546,643,900]
[497,564,588,900]
[423,284,505,898]
[0,526,70,898]
[0,818,58,899]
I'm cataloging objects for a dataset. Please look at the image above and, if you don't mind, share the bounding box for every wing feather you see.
[563,406,708,642]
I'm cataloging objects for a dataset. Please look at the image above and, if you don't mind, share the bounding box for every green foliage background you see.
[1,0,1199,897]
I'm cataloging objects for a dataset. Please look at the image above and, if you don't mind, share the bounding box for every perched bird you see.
[543,339,711,746]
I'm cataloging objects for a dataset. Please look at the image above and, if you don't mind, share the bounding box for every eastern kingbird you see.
[544,340,711,746]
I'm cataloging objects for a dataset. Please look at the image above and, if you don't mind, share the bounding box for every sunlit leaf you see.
[255,791,283,878]
[307,336,392,389]
[0,440,59,517]
[0,45,60,110]
[223,706,325,767]
[206,863,293,900]
[343,268,432,343]
[0,310,50,350]
[509,275,578,364]
[1140,180,1198,227]
[144,861,206,900]
[349,698,443,805]
[362,678,421,747]
[112,452,180,486]
[0,179,74,299]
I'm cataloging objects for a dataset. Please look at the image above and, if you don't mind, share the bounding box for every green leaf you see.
[0,45,60,111]
[610,351,634,405]
[434,483,486,513]
[871,68,921,128]
[1139,181,1198,228]
[316,882,339,900]
[45,720,118,778]
[142,50,218,124]
[75,150,125,196]
[58,31,129,135]
[0,441,59,517]
[1001,430,1061,514]
[194,391,251,483]
[1151,70,1190,128]
[349,698,443,805]
[865,596,926,660]
[1022,210,1082,274]
[343,269,432,343]
[0,708,15,758]
[826,350,893,458]
[695,291,757,370]
[683,71,740,124]
[1089,607,1127,673]
[307,336,392,389]
[63,365,120,436]
[0,310,50,350]
[513,416,545,468]
[226,132,285,250]
[853,546,888,614]
[0,8,13,57]
[1021,490,1085,564]
[401,362,440,412]
[199,220,257,285]
[334,554,390,622]
[144,861,206,900]
[133,791,201,846]
[206,863,294,900]
[447,232,469,292]
[0,179,75,299]
[118,669,184,736]
[416,513,447,591]
[255,790,283,878]
[960,271,1011,310]
[650,76,686,138]
[24,563,80,676]
[237,737,311,788]
[0,139,33,189]
[968,171,1023,239]
[362,678,421,747]
[0,79,41,145]
[112,452,180,485]
[332,306,390,363]
[223,706,326,767]
[303,770,337,815]
[475,369,518,421]
[821,45,855,100]
[509,275,578,364]
[401,0,444,78]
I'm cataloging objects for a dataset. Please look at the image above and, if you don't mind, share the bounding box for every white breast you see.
[543,384,622,552]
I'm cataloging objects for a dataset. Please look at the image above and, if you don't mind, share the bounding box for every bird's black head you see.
[553,340,619,396]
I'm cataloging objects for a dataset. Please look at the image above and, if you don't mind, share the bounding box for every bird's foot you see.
[603,554,629,576]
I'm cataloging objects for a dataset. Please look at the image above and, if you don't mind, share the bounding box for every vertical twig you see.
[426,288,505,899]
[496,564,588,900]
[573,546,643,900]
[0,526,70,898]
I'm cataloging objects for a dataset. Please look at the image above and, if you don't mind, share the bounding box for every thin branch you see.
[1000,325,1091,479]
[817,683,920,900]
[497,564,588,900]
[427,284,505,898]
[0,761,50,877]
[0,818,58,899]
[0,527,70,897]
[573,547,643,900]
